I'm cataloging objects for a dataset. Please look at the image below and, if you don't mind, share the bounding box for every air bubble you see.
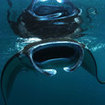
[87,8,97,16]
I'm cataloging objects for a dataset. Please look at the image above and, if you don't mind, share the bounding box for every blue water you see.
[0,0,105,105]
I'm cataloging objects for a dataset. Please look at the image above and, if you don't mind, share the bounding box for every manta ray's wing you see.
[0,53,27,105]
[82,48,105,84]
[82,48,97,78]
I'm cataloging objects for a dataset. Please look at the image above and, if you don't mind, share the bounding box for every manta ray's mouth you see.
[29,41,84,76]
[33,45,75,62]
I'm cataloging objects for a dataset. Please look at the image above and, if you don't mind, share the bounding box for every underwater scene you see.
[0,0,105,105]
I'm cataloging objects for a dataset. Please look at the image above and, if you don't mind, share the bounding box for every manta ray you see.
[1,0,105,105]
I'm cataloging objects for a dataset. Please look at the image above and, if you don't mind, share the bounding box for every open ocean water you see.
[0,0,105,105]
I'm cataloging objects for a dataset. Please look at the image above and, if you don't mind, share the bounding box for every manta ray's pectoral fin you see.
[0,53,28,105]
[82,48,105,84]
